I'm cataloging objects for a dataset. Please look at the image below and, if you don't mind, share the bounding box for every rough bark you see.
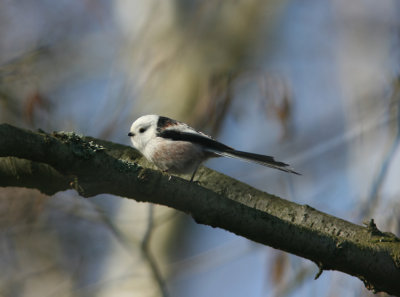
[0,123,399,295]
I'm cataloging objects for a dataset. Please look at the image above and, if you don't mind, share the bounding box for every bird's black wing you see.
[158,128,300,175]
[157,129,233,152]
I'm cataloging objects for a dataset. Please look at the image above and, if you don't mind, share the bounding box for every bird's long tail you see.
[214,149,300,175]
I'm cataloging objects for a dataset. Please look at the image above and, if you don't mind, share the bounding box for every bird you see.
[128,115,299,182]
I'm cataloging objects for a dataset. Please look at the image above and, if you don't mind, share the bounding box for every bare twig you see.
[360,77,400,219]
[141,204,169,297]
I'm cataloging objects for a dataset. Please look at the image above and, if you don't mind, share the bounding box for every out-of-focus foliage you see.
[0,0,399,297]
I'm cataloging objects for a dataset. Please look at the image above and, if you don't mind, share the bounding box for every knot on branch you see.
[364,219,400,243]
[314,262,324,280]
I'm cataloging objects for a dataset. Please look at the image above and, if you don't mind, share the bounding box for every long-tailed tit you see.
[128,115,299,181]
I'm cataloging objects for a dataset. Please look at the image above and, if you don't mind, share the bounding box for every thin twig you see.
[359,77,400,219]
[141,204,169,297]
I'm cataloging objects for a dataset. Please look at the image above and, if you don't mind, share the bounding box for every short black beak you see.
[128,132,134,137]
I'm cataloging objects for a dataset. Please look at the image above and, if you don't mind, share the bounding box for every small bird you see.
[128,115,299,181]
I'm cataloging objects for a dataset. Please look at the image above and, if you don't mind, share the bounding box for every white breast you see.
[143,137,206,174]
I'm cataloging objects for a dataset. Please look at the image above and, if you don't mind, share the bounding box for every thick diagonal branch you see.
[0,124,399,295]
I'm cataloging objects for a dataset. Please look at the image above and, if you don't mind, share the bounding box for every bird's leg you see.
[162,169,172,180]
[189,164,200,182]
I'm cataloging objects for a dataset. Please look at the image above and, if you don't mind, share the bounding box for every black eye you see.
[139,127,147,133]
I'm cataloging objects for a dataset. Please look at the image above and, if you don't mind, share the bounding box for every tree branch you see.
[0,123,399,295]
